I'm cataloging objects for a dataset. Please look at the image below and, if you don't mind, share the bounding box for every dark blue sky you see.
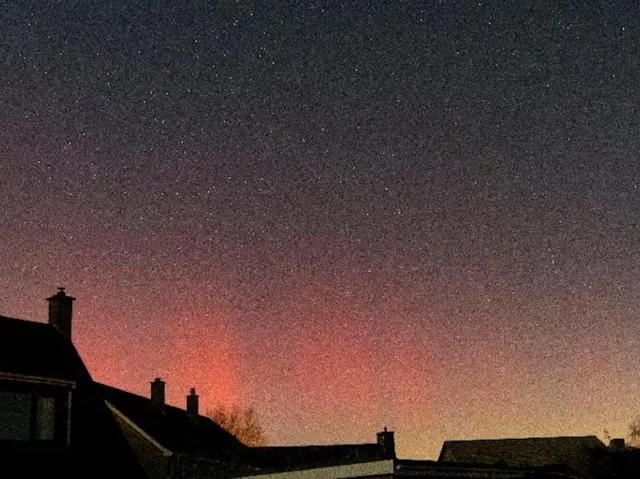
[1,1,639,457]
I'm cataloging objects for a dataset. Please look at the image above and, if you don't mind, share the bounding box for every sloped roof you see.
[0,315,91,382]
[438,435,608,478]
[97,384,392,476]
[97,383,246,460]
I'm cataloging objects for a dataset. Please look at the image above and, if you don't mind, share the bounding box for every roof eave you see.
[0,371,77,388]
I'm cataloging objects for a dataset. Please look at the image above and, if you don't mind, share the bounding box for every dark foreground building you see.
[0,288,146,478]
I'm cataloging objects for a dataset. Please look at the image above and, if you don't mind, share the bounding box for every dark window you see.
[0,391,31,440]
[0,385,68,445]
[36,396,56,440]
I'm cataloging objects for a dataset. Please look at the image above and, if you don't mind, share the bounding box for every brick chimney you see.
[186,388,199,417]
[47,287,75,340]
[150,378,165,406]
[377,427,395,458]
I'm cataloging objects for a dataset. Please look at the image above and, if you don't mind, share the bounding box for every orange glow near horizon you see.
[74,294,241,412]
[3,282,640,459]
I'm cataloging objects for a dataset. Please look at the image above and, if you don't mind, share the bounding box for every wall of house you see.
[171,454,238,479]
[234,460,395,479]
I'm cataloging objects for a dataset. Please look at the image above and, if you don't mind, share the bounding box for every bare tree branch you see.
[629,418,640,447]
[207,405,267,446]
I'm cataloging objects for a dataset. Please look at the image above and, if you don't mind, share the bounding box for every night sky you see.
[1,1,639,458]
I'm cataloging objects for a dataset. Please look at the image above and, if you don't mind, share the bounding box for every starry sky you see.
[1,0,639,458]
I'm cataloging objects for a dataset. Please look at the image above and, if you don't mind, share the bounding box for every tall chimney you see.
[377,427,396,458]
[150,378,165,406]
[186,388,199,417]
[47,287,75,340]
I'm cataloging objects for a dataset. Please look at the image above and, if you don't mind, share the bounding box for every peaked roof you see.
[0,315,91,383]
[97,383,246,460]
[439,435,608,478]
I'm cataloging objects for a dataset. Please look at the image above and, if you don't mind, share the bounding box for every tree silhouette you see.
[207,405,267,446]
[629,419,640,447]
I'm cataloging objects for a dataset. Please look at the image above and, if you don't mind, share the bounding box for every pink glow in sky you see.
[2,0,640,460]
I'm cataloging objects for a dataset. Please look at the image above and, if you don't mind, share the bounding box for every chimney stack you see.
[150,378,165,407]
[186,388,199,417]
[47,287,75,340]
[377,427,396,458]
[609,438,626,450]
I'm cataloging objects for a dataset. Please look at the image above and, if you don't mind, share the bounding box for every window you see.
[36,396,56,440]
[0,391,31,440]
[0,387,68,445]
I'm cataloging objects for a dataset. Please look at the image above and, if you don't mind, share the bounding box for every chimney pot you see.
[377,428,396,459]
[150,378,166,406]
[186,387,199,417]
[47,287,75,340]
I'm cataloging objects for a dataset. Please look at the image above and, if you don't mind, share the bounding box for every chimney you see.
[377,427,396,458]
[609,438,626,450]
[186,388,199,417]
[47,287,75,340]
[150,378,165,406]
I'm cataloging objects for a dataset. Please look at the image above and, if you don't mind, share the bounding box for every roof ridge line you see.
[98,382,211,417]
[0,315,50,325]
